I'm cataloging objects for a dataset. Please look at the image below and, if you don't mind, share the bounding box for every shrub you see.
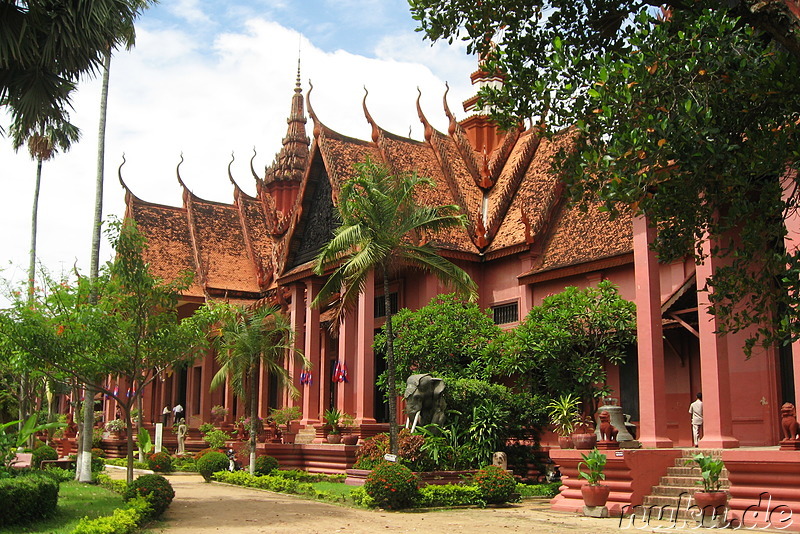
[354,429,427,470]
[350,486,375,507]
[122,474,175,518]
[417,484,484,507]
[92,447,107,458]
[202,429,230,449]
[0,473,59,526]
[198,422,215,435]
[147,451,173,473]
[197,451,229,482]
[253,455,278,476]
[97,472,128,494]
[517,481,560,498]
[363,462,419,510]
[72,496,152,534]
[172,454,198,472]
[194,447,221,460]
[42,466,74,482]
[31,444,59,468]
[473,465,517,504]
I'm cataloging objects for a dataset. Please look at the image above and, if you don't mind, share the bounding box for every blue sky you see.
[0,0,477,299]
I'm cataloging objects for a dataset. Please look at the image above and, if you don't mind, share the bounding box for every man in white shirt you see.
[689,392,703,447]
[172,404,184,424]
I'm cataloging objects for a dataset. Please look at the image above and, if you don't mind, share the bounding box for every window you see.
[374,292,399,318]
[492,302,519,325]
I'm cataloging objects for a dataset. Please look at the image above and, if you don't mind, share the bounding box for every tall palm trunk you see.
[383,268,399,455]
[78,49,111,482]
[249,361,258,475]
[20,156,43,433]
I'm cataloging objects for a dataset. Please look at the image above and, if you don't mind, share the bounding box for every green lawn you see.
[0,480,125,534]
[311,481,355,499]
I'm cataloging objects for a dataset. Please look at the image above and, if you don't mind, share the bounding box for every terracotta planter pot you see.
[693,491,727,516]
[558,435,574,449]
[572,433,597,449]
[282,432,296,444]
[341,434,359,445]
[326,433,342,444]
[581,484,611,507]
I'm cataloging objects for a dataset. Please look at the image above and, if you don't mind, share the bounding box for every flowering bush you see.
[363,462,419,510]
[473,465,517,504]
[147,451,173,473]
[122,474,175,518]
[253,455,279,476]
[353,429,426,470]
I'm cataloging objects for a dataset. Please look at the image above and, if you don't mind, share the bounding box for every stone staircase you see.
[638,449,730,522]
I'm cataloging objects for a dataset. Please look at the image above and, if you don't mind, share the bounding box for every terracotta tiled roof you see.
[127,196,205,298]
[186,194,262,295]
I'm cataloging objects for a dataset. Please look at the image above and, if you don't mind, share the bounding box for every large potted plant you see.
[323,408,344,443]
[546,393,580,449]
[688,453,727,525]
[572,413,598,450]
[577,448,610,508]
[270,406,302,444]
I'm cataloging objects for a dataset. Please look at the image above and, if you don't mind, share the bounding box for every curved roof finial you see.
[117,153,129,191]
[176,152,188,190]
[416,87,434,142]
[362,86,380,144]
[443,82,458,136]
[227,151,237,186]
[307,80,321,138]
[250,147,260,181]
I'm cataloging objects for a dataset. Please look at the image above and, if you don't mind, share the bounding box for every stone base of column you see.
[639,437,674,448]
[700,436,739,448]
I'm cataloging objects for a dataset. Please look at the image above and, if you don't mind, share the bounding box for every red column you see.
[200,350,213,423]
[355,270,376,423]
[695,238,740,448]
[633,215,673,447]
[337,310,357,415]
[302,279,322,425]
[288,282,306,411]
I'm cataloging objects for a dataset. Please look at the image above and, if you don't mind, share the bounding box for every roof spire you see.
[264,59,310,187]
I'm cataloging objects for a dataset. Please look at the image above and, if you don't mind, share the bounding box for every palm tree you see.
[210,304,308,475]
[13,119,79,435]
[312,157,478,455]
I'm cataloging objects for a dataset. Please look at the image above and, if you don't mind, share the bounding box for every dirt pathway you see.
[146,474,701,534]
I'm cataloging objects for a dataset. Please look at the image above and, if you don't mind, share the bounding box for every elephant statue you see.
[404,373,446,432]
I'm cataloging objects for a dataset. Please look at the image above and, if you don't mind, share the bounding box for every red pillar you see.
[288,282,306,411]
[355,270,376,423]
[633,215,673,447]
[337,310,357,416]
[302,279,322,425]
[201,350,213,424]
[695,238,740,448]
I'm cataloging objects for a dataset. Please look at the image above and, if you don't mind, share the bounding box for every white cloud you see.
[169,0,213,25]
[0,7,478,303]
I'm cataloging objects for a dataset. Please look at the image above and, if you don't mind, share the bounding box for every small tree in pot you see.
[270,406,302,444]
[688,453,727,526]
[577,448,610,509]
[546,393,579,449]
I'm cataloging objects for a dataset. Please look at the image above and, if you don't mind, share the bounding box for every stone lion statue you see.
[781,402,799,442]
[598,410,618,442]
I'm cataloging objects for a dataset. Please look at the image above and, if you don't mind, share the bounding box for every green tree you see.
[499,281,636,412]
[1,1,149,142]
[0,220,209,483]
[313,157,478,455]
[210,303,308,475]
[373,293,501,385]
[410,1,800,352]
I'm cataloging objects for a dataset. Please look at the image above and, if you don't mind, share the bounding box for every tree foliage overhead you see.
[0,0,151,144]
[373,293,501,385]
[410,0,800,350]
[499,281,636,410]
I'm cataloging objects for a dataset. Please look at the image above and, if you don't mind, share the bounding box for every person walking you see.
[162,405,170,426]
[689,392,703,447]
[172,403,184,425]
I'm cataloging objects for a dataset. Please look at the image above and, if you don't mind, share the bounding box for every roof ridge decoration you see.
[487,123,522,182]
[232,181,273,291]
[118,153,136,205]
[484,132,542,241]
[362,86,383,145]
[179,156,210,296]
[416,88,435,142]
[264,61,310,186]
[443,82,484,189]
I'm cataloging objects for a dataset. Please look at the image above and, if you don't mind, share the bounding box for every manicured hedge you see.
[122,474,175,518]
[197,451,229,482]
[0,473,59,527]
[71,496,152,534]
[31,444,59,468]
